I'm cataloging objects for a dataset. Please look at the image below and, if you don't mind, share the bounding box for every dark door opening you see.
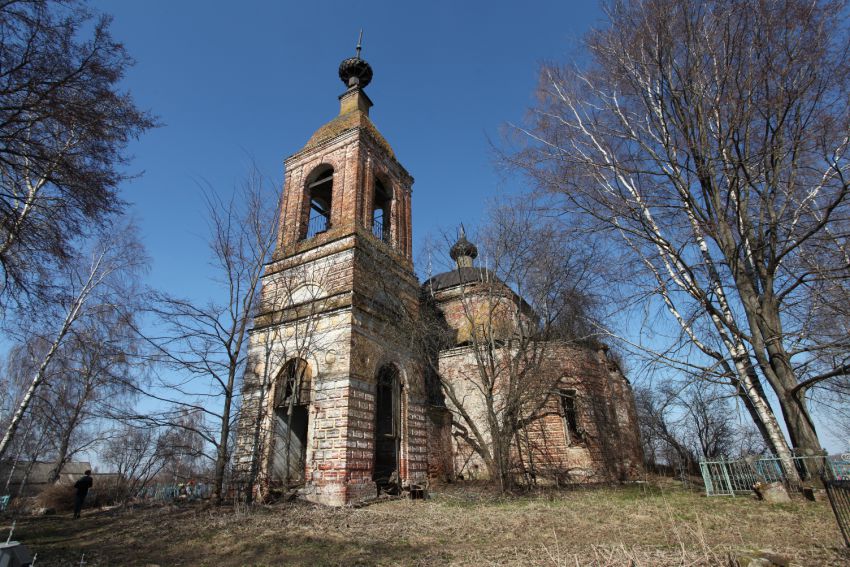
[272,359,310,486]
[273,405,308,485]
[374,365,401,492]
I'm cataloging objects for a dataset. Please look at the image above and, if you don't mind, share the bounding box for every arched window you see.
[275,358,311,408]
[372,178,391,243]
[303,167,333,239]
[557,388,582,445]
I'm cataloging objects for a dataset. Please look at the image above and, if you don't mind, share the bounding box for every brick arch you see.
[369,356,410,389]
[372,161,408,254]
[270,357,313,407]
[300,163,336,240]
[370,170,393,243]
[286,281,327,306]
[267,357,314,485]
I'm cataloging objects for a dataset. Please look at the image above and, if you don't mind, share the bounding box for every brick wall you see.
[234,108,429,505]
[437,342,643,484]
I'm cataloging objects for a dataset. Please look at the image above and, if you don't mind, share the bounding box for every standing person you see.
[73,470,93,519]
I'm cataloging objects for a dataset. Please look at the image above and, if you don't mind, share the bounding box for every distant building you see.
[0,461,91,497]
[233,47,642,506]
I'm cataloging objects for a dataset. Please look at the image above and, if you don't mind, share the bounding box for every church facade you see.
[232,49,642,506]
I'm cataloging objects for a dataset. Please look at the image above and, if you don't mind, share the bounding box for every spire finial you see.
[356,29,363,59]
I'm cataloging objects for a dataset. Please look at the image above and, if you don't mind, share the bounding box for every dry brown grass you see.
[5,482,849,566]
[34,483,76,512]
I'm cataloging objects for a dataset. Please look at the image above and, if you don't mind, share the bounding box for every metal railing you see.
[372,218,390,243]
[306,214,329,239]
[824,478,850,547]
[136,481,212,502]
[699,453,850,497]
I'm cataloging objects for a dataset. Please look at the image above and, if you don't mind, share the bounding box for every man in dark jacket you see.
[73,470,93,519]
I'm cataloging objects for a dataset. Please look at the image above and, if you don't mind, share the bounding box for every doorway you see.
[373,364,401,491]
[272,359,310,486]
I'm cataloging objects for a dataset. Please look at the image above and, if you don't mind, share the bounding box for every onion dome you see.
[450,226,478,268]
[339,57,373,88]
[339,30,372,89]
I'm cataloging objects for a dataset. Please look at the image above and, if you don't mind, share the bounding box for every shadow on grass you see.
[9,505,440,567]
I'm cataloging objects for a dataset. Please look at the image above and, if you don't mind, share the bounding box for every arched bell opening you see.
[302,166,334,240]
[372,178,392,244]
[272,358,311,486]
[373,363,402,493]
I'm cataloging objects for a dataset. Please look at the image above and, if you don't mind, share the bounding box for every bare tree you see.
[100,422,203,502]
[42,307,142,482]
[512,0,850,477]
[637,381,764,475]
[677,385,736,460]
[420,202,599,491]
[1,342,54,497]
[0,223,147,462]
[237,260,333,503]
[635,386,698,473]
[0,0,155,306]
[135,170,279,504]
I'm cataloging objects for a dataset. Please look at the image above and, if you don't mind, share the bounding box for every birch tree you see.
[0,0,155,307]
[43,307,142,482]
[513,0,850,476]
[0,224,147,462]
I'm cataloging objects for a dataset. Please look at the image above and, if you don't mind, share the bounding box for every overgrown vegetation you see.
[8,483,848,566]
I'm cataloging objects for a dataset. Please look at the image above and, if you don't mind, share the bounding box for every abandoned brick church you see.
[233,48,643,506]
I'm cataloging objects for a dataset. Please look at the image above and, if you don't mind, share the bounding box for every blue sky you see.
[84,1,846,455]
[93,0,604,297]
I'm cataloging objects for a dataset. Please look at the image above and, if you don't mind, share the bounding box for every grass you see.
[4,482,849,566]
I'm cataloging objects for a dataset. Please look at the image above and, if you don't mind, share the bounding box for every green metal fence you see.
[699,453,850,497]
[823,479,850,547]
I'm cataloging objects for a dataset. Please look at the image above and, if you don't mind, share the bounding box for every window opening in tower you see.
[372,179,391,244]
[306,170,333,238]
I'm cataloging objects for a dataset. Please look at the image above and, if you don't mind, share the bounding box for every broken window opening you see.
[272,359,311,486]
[372,178,391,244]
[558,389,581,445]
[275,358,310,407]
[304,168,333,239]
[374,364,402,493]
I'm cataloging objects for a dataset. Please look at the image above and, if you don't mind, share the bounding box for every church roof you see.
[299,37,395,159]
[302,109,395,158]
[424,266,498,292]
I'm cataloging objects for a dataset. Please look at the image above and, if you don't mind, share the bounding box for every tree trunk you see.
[715,219,823,460]
[245,383,268,505]
[48,394,87,483]
[0,328,71,462]
[732,355,800,483]
[746,294,822,460]
[48,435,71,484]
[211,371,235,505]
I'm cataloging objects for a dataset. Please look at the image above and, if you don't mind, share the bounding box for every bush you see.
[88,477,126,507]
[35,483,75,512]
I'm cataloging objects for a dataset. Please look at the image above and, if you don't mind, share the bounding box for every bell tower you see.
[276,36,413,263]
[234,39,428,506]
